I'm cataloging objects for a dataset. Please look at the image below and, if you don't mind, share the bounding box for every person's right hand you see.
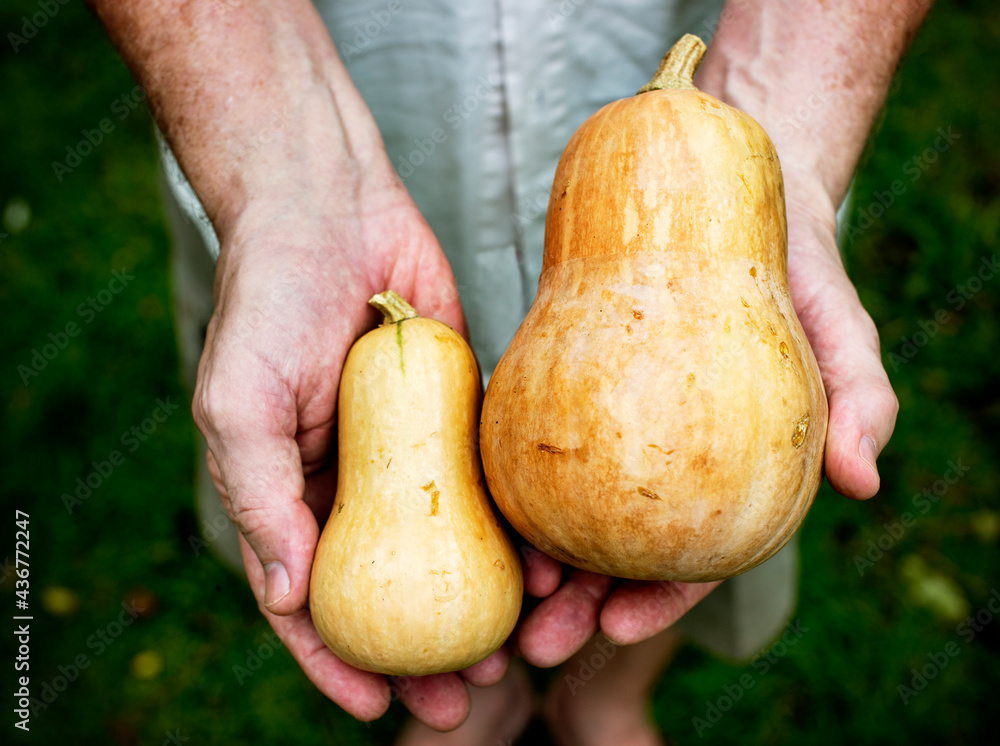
[191,167,508,728]
[89,0,521,729]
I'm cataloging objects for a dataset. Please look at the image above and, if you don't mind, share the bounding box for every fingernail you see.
[263,562,290,607]
[859,435,879,477]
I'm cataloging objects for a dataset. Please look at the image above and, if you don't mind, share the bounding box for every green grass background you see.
[1,1,998,744]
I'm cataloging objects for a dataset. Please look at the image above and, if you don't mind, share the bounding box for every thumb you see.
[194,366,318,614]
[790,255,899,500]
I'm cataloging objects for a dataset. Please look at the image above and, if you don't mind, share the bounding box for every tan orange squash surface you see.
[480,35,828,582]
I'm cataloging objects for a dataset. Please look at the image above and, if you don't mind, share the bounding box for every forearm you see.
[87,0,394,240]
[697,0,933,214]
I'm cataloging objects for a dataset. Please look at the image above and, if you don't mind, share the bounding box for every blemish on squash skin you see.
[494,559,506,571]
[779,341,789,359]
[395,320,405,375]
[429,569,453,601]
[750,267,766,301]
[421,480,440,516]
[632,309,644,320]
[637,487,661,501]
[741,297,750,308]
[737,172,753,197]
[686,373,696,390]
[537,443,565,454]
[792,415,810,447]
[647,444,675,455]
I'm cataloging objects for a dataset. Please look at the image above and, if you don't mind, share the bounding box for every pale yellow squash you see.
[310,291,523,675]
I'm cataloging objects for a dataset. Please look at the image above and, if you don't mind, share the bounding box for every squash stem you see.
[369,291,419,324]
[638,34,706,94]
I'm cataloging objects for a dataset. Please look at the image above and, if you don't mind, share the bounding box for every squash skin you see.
[310,311,523,676]
[480,87,828,582]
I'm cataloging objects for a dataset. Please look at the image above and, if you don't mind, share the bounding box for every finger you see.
[789,253,899,500]
[600,580,721,646]
[300,464,339,525]
[517,570,613,668]
[825,373,898,500]
[460,647,509,688]
[240,539,391,721]
[520,544,562,598]
[390,674,470,732]
[194,352,317,614]
[386,228,468,338]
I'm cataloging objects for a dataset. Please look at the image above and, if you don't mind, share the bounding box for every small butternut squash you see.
[310,291,522,675]
[480,35,828,582]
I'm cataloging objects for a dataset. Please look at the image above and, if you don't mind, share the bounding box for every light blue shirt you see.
[161,0,725,374]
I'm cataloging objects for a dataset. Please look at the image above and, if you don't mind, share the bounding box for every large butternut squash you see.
[480,35,828,582]
[310,291,522,675]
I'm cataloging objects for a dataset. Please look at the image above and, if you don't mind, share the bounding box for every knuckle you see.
[856,308,882,351]
[881,385,901,420]
[194,371,247,436]
[227,499,275,542]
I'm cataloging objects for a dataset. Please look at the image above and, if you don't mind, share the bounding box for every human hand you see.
[192,178,508,729]
[780,175,900,500]
[687,0,917,500]
[507,547,719,665]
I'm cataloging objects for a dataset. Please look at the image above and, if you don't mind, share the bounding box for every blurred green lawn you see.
[1,1,998,744]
